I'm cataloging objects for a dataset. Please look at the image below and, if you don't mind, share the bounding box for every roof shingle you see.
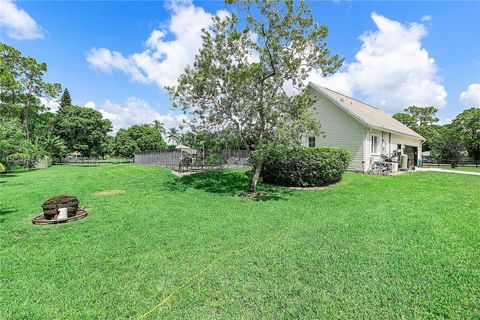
[309,83,425,140]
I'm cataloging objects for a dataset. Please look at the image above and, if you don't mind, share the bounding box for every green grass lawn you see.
[423,164,480,172]
[1,165,479,319]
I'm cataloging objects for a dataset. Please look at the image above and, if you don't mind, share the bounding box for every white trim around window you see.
[371,135,379,154]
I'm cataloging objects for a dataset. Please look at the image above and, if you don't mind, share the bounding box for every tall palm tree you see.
[152,120,166,136]
[166,127,181,145]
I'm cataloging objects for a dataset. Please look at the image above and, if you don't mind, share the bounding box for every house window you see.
[308,137,316,147]
[371,135,379,154]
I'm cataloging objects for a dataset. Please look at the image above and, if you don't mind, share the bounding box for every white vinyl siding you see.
[303,90,365,171]
[365,129,423,167]
[390,133,423,162]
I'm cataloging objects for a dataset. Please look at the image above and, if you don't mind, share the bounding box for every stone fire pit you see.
[32,195,87,225]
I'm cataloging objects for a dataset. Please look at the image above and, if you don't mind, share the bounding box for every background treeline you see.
[0,43,170,169]
[392,105,480,167]
[0,43,247,171]
[1,42,478,170]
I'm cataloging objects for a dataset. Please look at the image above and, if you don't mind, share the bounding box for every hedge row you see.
[260,146,351,187]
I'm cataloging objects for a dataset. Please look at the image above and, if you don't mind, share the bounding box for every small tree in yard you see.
[451,107,480,161]
[431,127,465,168]
[168,0,343,192]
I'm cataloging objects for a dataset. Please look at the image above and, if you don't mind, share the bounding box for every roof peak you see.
[314,84,380,111]
[307,82,425,140]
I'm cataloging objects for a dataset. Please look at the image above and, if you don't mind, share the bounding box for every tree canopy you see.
[59,88,72,111]
[166,127,182,145]
[393,105,440,151]
[431,126,466,168]
[54,105,112,157]
[0,42,61,141]
[168,0,343,191]
[112,125,167,158]
[451,107,480,160]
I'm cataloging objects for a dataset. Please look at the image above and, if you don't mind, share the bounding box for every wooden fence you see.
[134,149,251,172]
[422,159,479,168]
[55,157,133,166]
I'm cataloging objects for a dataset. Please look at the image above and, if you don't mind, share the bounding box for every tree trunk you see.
[23,106,30,141]
[249,163,262,193]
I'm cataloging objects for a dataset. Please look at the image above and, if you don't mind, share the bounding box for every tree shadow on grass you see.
[0,207,16,223]
[0,173,18,184]
[0,173,19,178]
[165,170,295,201]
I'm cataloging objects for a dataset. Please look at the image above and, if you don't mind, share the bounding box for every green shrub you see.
[260,146,351,187]
[0,163,6,174]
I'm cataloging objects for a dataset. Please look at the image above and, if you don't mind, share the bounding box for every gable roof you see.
[308,82,425,140]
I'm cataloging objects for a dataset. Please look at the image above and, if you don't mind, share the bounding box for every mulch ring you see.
[94,189,125,196]
[32,208,89,225]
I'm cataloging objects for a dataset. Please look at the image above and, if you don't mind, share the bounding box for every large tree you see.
[168,0,343,192]
[59,88,72,111]
[152,120,166,136]
[112,125,167,158]
[32,111,67,158]
[182,128,248,151]
[166,127,182,145]
[0,43,61,141]
[54,105,112,157]
[393,105,440,151]
[451,107,480,161]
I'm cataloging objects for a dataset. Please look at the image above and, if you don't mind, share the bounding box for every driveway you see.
[416,167,480,176]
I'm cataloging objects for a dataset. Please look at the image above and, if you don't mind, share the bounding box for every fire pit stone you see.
[41,195,79,220]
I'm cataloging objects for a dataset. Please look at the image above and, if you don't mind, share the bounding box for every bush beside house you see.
[261,146,351,187]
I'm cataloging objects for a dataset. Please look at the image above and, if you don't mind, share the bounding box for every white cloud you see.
[0,0,44,40]
[84,101,96,109]
[314,12,447,113]
[86,48,148,83]
[459,83,480,107]
[421,15,432,22]
[39,97,60,112]
[437,118,452,126]
[86,0,228,89]
[84,97,187,134]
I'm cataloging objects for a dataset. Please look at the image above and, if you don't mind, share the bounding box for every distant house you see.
[304,83,425,172]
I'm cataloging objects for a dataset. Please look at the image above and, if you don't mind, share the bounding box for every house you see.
[303,83,425,172]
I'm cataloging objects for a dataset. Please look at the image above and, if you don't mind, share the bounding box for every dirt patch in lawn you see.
[94,189,125,196]
[172,171,197,177]
[282,185,330,190]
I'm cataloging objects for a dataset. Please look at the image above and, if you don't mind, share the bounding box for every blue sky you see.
[1,0,479,132]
